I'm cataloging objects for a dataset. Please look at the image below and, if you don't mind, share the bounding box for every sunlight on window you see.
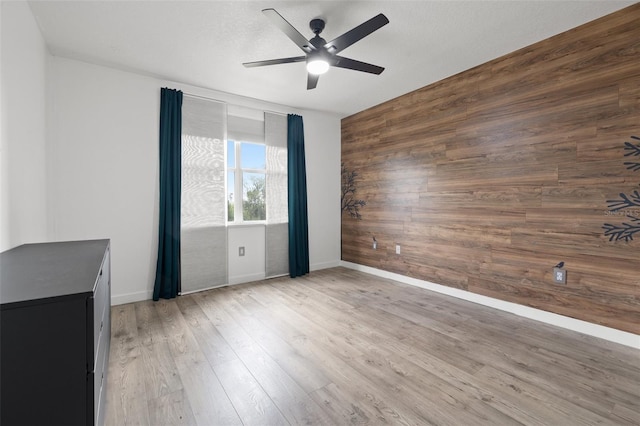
[241,143,266,169]
[227,140,267,222]
[243,172,266,221]
[227,171,235,221]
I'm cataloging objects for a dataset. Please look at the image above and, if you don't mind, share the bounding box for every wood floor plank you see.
[252,282,508,424]
[306,270,640,421]
[272,278,486,375]
[105,268,640,425]
[611,403,640,425]
[154,299,201,358]
[139,341,184,400]
[241,284,433,425]
[105,349,150,426]
[175,295,238,367]
[193,290,334,425]
[173,351,243,426]
[147,389,197,426]
[474,365,615,424]
[135,300,168,346]
[213,358,289,426]
[111,302,138,334]
[220,288,333,393]
[309,383,377,425]
[110,303,140,361]
[315,268,640,374]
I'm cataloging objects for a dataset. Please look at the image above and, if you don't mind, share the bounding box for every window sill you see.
[226,222,266,228]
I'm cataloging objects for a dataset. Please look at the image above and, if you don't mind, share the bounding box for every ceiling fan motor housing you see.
[310,18,325,35]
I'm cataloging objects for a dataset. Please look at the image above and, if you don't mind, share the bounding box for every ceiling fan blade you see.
[262,8,315,53]
[307,73,319,90]
[243,56,306,68]
[334,56,385,74]
[324,13,389,54]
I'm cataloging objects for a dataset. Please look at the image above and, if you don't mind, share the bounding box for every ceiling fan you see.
[243,8,389,90]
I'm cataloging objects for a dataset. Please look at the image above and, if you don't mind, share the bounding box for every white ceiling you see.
[28,0,635,117]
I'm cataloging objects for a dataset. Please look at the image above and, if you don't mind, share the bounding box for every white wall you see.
[304,110,341,271]
[0,1,50,251]
[48,57,342,304]
[228,225,266,285]
[48,58,160,304]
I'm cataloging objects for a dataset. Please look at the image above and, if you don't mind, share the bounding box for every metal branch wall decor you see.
[603,135,640,242]
[341,162,366,219]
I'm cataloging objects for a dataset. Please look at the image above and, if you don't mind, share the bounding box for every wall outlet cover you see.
[396,244,401,254]
[553,267,566,284]
[239,246,245,257]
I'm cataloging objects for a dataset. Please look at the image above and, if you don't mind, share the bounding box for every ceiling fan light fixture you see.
[307,59,329,75]
[243,9,389,89]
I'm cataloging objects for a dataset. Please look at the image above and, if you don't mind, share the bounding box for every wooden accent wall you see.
[341,4,640,334]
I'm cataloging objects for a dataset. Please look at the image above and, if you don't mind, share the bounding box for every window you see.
[227,139,266,222]
[180,99,287,288]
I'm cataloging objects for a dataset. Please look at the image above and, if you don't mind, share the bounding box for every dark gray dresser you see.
[0,239,111,426]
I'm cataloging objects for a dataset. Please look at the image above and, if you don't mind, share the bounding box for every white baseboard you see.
[109,262,336,305]
[340,261,640,349]
[111,290,153,306]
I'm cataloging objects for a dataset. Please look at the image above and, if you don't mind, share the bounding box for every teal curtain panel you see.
[154,88,183,300]
[287,114,310,277]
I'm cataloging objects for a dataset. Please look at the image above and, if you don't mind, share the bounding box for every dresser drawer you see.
[92,250,110,359]
[94,300,109,368]
[93,324,108,424]
[92,284,107,358]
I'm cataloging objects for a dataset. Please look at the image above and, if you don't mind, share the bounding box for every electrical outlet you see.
[553,267,566,284]
[239,246,245,257]
[396,244,401,254]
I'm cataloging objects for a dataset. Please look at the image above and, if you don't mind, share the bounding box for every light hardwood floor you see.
[105,267,640,425]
